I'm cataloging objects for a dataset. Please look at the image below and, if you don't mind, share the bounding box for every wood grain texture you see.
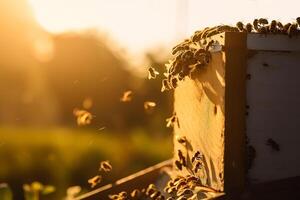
[174,51,226,191]
[174,32,247,193]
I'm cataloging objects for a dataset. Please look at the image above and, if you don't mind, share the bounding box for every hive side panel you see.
[246,51,300,183]
[174,52,226,191]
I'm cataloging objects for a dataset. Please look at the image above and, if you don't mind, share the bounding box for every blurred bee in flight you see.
[88,175,102,188]
[120,90,133,102]
[148,67,159,79]
[99,160,112,172]
[73,108,93,126]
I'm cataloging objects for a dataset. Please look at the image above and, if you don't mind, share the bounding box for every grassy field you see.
[0,126,172,199]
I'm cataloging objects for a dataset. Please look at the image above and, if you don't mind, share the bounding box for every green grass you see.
[0,126,172,199]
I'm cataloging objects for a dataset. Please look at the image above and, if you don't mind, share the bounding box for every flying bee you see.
[148,67,159,79]
[88,175,102,188]
[258,18,268,26]
[175,160,183,170]
[144,101,156,111]
[246,23,253,33]
[161,79,172,92]
[266,138,280,151]
[236,21,245,32]
[166,113,178,128]
[120,90,133,102]
[99,160,112,172]
[253,19,259,31]
[73,108,93,126]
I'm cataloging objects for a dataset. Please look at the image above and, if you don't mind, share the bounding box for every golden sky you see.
[28,0,300,53]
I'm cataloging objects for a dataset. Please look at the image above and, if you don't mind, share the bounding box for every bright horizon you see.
[28,0,300,53]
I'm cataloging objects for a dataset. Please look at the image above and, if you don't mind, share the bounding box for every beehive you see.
[173,32,300,195]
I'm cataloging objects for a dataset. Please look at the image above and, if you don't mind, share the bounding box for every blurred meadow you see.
[0,0,175,199]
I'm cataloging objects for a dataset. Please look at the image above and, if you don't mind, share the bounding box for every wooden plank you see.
[174,51,226,192]
[74,159,172,200]
[173,32,247,193]
[246,51,300,183]
[247,33,300,51]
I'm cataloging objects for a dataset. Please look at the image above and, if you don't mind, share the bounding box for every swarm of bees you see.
[157,17,300,92]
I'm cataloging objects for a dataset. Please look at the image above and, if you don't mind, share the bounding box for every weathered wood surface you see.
[74,159,172,200]
[246,50,300,183]
[174,32,247,193]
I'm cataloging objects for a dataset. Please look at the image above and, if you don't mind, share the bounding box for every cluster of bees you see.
[148,17,300,92]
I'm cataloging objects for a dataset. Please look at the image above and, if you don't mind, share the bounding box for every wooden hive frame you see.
[173,31,247,194]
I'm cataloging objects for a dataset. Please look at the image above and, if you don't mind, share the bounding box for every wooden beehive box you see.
[173,31,300,195]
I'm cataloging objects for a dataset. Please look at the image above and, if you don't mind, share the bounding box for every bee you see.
[120,90,133,102]
[150,191,161,199]
[269,20,277,33]
[246,23,253,33]
[253,19,259,31]
[297,17,300,26]
[177,188,194,198]
[262,62,269,67]
[170,60,182,76]
[205,40,214,52]
[88,175,102,188]
[175,180,188,191]
[73,108,93,126]
[266,138,280,151]
[166,186,176,195]
[99,160,112,172]
[287,23,298,37]
[146,184,156,196]
[277,21,284,32]
[175,160,183,170]
[108,194,119,200]
[161,79,172,92]
[258,18,269,26]
[166,113,178,128]
[258,26,268,34]
[176,135,187,144]
[148,67,159,79]
[236,21,245,32]
[191,151,203,163]
[171,77,178,89]
[144,101,156,111]
[283,23,291,34]
[193,161,202,173]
